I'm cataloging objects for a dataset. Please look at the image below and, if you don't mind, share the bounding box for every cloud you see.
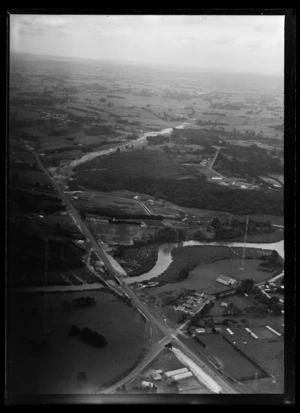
[18,15,67,36]
[235,36,263,50]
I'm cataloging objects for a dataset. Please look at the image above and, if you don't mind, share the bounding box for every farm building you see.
[141,381,154,389]
[165,368,188,378]
[151,370,163,381]
[173,371,193,381]
[216,275,237,286]
[266,325,281,337]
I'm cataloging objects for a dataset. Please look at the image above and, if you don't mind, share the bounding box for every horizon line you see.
[10,51,284,78]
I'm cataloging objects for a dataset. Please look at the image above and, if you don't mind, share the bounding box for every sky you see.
[9,14,284,76]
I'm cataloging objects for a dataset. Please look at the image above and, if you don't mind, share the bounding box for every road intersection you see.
[32,150,239,395]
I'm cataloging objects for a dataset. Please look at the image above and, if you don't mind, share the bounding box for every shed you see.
[165,368,188,378]
[173,371,193,381]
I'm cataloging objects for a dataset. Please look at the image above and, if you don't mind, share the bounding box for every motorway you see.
[31,150,238,394]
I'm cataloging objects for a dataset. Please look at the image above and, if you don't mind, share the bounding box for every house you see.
[141,381,154,388]
[151,370,163,381]
[195,328,206,334]
[216,275,237,286]
[220,302,228,307]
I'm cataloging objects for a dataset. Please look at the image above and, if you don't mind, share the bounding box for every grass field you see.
[153,245,269,287]
[72,190,145,216]
[190,257,277,284]
[198,333,261,381]
[224,328,284,392]
[10,168,53,187]
[88,221,142,245]
[6,290,149,395]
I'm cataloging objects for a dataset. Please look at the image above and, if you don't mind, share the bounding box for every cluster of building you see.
[258,281,284,309]
[148,367,197,392]
[41,111,68,122]
[226,325,282,344]
[174,292,210,315]
[136,281,160,289]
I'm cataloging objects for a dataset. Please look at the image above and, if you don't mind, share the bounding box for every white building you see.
[141,381,154,388]
[173,371,193,381]
[165,368,188,378]
[216,275,236,286]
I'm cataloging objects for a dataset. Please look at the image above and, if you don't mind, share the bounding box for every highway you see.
[31,150,238,394]
[210,147,221,170]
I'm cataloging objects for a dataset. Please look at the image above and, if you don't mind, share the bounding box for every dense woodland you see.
[215,144,283,177]
[74,149,283,216]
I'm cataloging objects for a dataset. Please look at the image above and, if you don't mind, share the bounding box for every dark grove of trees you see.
[236,278,255,295]
[211,216,274,240]
[80,327,108,348]
[75,172,283,216]
[146,135,170,145]
[178,263,197,281]
[9,189,65,214]
[72,296,96,308]
[215,145,283,176]
[69,325,80,336]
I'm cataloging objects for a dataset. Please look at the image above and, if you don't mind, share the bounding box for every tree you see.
[69,325,80,337]
[211,216,221,229]
[79,210,86,221]
[236,278,255,295]
[268,250,279,265]
[62,301,71,311]
[80,327,108,347]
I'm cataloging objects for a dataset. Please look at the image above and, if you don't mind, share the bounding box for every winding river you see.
[124,239,284,285]
[56,121,284,288]
[68,126,175,168]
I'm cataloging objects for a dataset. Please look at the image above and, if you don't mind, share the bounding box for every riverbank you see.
[157,245,267,285]
[125,239,284,286]
[114,244,159,277]
[218,227,284,244]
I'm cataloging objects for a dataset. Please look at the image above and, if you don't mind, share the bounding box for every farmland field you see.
[224,328,284,392]
[6,290,150,394]
[88,221,142,245]
[71,190,145,216]
[198,334,261,381]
